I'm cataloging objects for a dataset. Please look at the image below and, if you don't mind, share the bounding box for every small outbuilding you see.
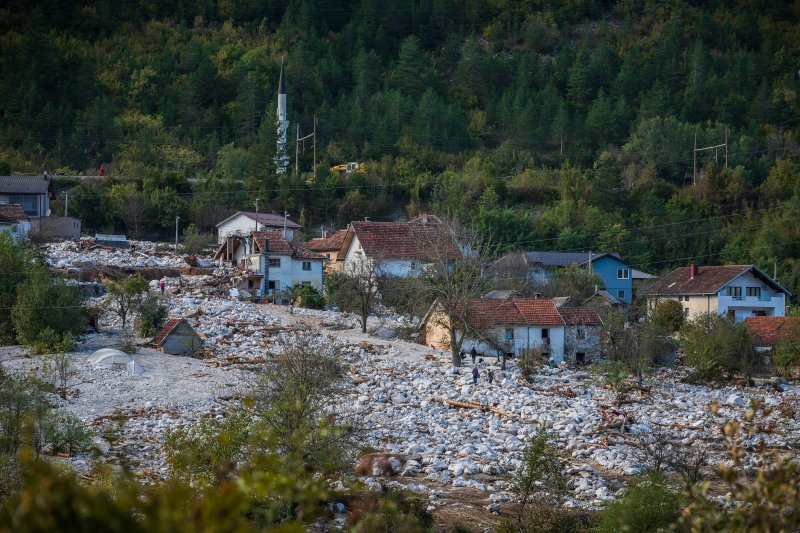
[152,318,202,356]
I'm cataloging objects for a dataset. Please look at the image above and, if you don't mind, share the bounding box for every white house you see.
[421,298,602,363]
[644,264,791,322]
[337,219,461,278]
[216,211,300,243]
[0,204,31,240]
[214,231,323,301]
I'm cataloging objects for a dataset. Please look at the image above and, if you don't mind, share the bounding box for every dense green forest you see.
[1,1,799,290]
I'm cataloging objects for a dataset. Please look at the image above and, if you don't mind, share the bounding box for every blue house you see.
[523,251,634,304]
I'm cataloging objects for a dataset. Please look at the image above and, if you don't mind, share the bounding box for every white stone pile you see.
[335,349,800,508]
[46,238,193,269]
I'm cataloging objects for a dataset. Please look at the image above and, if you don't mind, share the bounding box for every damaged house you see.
[215,231,324,300]
[421,298,603,363]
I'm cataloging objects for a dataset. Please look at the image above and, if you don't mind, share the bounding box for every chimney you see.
[690,264,698,279]
[422,213,429,225]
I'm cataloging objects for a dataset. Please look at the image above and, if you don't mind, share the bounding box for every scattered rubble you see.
[1,239,798,515]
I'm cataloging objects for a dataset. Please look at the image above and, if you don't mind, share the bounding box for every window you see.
[267,281,276,290]
[505,328,514,340]
[684,296,690,302]
[617,289,625,299]
[576,328,585,340]
[302,261,311,271]
[746,287,760,298]
[410,261,418,271]
[727,286,742,299]
[727,309,736,319]
[684,308,689,317]
[541,328,549,340]
[268,258,281,268]
[9,194,38,215]
[617,268,629,279]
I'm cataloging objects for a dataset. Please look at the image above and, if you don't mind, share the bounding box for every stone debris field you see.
[1,240,798,518]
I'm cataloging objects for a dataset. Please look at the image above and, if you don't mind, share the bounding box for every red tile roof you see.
[340,220,462,261]
[304,229,347,252]
[0,204,28,222]
[460,298,566,329]
[558,307,604,326]
[152,318,184,346]
[744,317,800,346]
[253,231,324,260]
[645,265,789,296]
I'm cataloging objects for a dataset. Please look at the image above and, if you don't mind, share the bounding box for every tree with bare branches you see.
[417,218,487,366]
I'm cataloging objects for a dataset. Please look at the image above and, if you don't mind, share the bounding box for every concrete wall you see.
[564,324,602,363]
[0,220,30,240]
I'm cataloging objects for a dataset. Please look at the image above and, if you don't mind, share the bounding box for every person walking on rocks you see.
[159,280,166,294]
[488,369,494,385]
[472,365,479,385]
[470,347,477,364]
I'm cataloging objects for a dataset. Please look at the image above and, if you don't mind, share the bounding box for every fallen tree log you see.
[441,398,515,418]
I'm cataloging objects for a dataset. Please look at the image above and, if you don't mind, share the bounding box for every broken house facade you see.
[216,211,300,243]
[337,218,462,278]
[644,264,790,322]
[215,231,324,300]
[421,298,603,363]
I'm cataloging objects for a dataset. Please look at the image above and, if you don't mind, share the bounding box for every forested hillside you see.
[1,1,799,290]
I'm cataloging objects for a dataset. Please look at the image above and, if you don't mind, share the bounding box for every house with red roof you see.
[337,218,462,278]
[0,204,30,240]
[303,229,347,273]
[643,264,791,323]
[420,297,603,363]
[744,316,800,351]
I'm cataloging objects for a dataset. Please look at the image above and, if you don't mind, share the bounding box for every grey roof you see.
[631,268,656,280]
[523,251,623,267]
[0,175,51,194]
[216,211,301,229]
[587,290,625,306]
[483,289,520,300]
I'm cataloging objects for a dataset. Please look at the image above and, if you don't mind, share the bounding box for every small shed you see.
[152,318,202,356]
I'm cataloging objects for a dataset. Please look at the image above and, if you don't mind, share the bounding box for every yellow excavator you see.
[330,161,365,174]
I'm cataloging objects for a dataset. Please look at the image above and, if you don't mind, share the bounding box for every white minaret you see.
[275,59,289,174]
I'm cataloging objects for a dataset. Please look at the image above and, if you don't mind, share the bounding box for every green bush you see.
[289,283,325,310]
[11,270,85,351]
[597,476,682,533]
[680,313,757,382]
[135,294,167,337]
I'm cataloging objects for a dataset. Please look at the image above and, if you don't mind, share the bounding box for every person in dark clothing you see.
[470,347,477,364]
[460,350,466,361]
[488,369,494,384]
[472,365,479,385]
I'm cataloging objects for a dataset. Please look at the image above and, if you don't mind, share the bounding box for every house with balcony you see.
[420,297,602,363]
[643,264,790,322]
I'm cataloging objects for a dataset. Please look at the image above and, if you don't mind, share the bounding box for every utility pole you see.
[693,132,728,185]
[254,198,260,234]
[63,191,69,217]
[295,124,300,176]
[313,115,317,181]
[174,216,180,254]
[283,210,289,238]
